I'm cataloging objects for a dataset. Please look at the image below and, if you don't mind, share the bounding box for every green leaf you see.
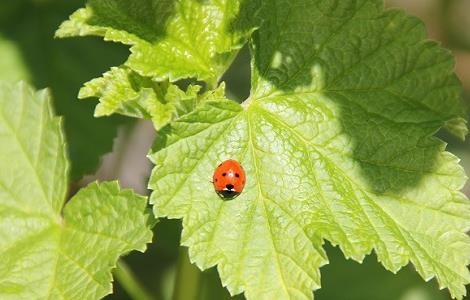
[0,0,130,180]
[79,66,201,129]
[148,1,470,299]
[0,81,153,299]
[56,0,256,84]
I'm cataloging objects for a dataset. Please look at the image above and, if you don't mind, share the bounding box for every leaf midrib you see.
[0,90,53,213]
[245,109,292,299]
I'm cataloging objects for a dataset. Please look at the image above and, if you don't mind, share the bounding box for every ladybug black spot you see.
[235,173,240,177]
[222,173,227,176]
[215,179,218,182]
[226,184,234,190]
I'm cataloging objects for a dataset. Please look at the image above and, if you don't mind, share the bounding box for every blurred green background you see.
[0,0,469,299]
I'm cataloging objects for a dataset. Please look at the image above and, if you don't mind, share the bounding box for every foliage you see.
[0,0,468,299]
[58,0,470,299]
[0,81,153,299]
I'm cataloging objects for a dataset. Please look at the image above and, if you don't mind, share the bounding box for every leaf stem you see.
[114,260,155,300]
[206,79,218,91]
[172,247,201,300]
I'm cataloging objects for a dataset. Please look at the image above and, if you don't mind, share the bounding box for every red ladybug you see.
[212,159,246,199]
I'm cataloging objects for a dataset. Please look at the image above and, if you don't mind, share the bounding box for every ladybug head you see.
[217,188,240,200]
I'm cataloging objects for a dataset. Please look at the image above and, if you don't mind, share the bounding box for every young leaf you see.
[79,66,201,129]
[148,1,470,299]
[0,81,153,299]
[56,0,256,84]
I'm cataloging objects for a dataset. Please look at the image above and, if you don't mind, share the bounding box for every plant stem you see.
[172,247,201,300]
[114,260,155,300]
[206,79,218,91]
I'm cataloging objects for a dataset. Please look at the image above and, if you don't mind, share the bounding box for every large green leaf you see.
[148,1,470,299]
[0,0,129,180]
[56,0,256,84]
[0,81,153,299]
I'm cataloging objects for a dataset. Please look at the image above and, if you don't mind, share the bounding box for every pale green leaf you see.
[79,66,201,129]
[149,1,470,299]
[0,81,153,299]
[56,0,256,83]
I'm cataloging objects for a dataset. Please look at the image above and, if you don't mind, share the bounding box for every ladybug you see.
[212,159,246,200]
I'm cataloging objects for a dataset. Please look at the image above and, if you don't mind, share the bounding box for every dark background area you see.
[0,0,469,299]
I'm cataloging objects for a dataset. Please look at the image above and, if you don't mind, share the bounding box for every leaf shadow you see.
[86,0,177,43]
[233,0,462,194]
